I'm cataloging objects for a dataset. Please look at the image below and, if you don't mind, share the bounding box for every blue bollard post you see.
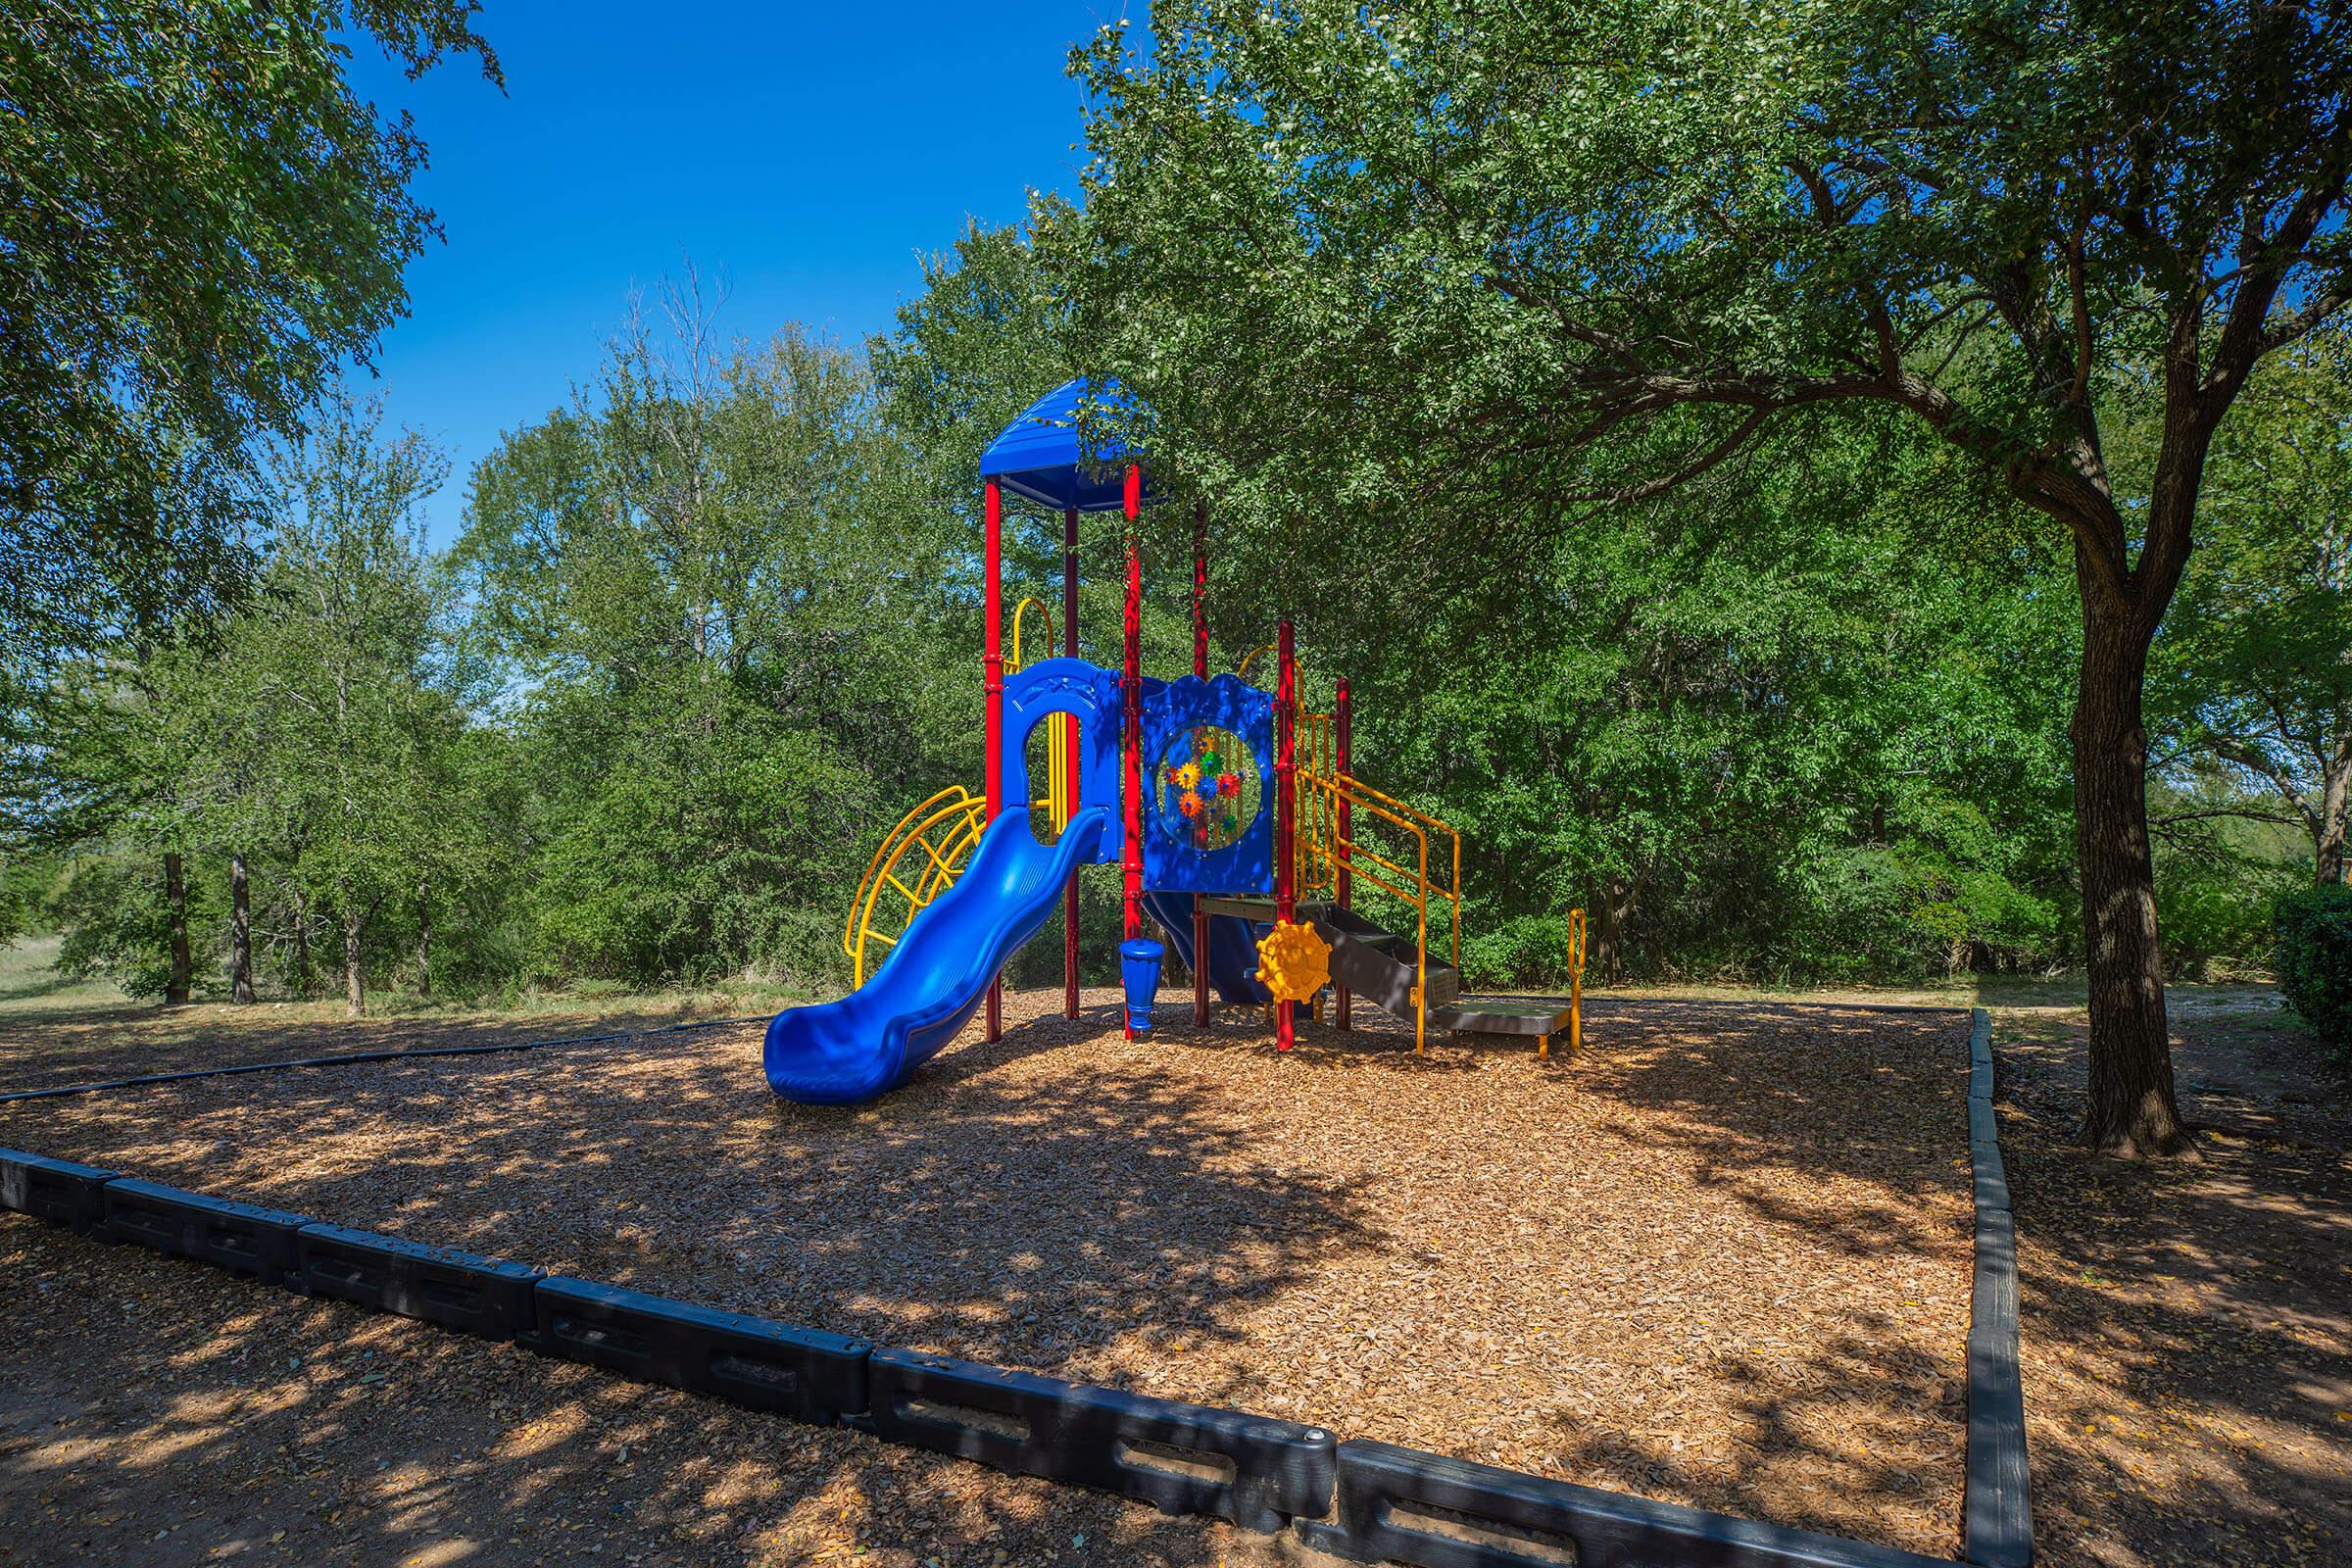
[1119,938,1164,1036]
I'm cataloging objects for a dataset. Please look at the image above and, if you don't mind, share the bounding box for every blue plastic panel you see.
[999,658,1122,865]
[1139,674,1274,895]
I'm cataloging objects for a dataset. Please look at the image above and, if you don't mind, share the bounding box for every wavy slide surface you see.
[764,806,1109,1104]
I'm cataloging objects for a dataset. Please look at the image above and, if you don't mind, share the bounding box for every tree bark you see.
[1589,875,1637,983]
[2317,721,2351,885]
[340,880,365,1019]
[162,852,192,1005]
[2070,570,2192,1155]
[292,885,313,998]
[229,854,255,1004]
[416,876,432,998]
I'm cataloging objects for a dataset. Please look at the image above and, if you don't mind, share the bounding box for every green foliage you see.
[49,850,213,1001]
[0,0,499,672]
[2275,883,2352,1055]
[454,286,974,988]
[2146,328,2352,883]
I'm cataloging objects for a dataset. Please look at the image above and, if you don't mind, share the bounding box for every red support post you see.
[1274,619,1297,1052]
[1192,500,1210,1028]
[1062,505,1081,1021]
[983,478,1004,1044]
[1335,676,1351,1034]
[1121,466,1145,1039]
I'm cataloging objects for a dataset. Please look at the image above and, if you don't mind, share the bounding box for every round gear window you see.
[1152,724,1261,853]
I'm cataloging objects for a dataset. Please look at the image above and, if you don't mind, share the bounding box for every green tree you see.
[1047,0,2352,1152]
[456,286,962,985]
[241,395,463,1014]
[2151,330,2352,885]
[0,1,499,673]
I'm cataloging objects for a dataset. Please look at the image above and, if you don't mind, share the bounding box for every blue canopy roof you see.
[978,377,1158,513]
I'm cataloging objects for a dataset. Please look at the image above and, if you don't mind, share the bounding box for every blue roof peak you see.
[978,377,1159,513]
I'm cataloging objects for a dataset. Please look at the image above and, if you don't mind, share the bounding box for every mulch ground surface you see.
[0,992,1975,1563]
[0,998,752,1097]
[1998,1002,2352,1568]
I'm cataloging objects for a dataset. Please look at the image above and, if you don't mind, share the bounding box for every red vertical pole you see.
[1335,676,1352,1034]
[1121,466,1145,1039]
[1062,505,1081,1021]
[1274,619,1297,1052]
[983,478,1004,1044]
[1192,501,1211,1027]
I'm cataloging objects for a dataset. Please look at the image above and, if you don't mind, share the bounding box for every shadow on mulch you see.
[0,1216,1265,1568]
[1998,1009,2352,1568]
[0,1003,741,1098]
[3,991,1979,1555]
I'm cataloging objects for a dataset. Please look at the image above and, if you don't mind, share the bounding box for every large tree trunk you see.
[229,854,255,1004]
[2318,721,2350,885]
[2071,576,2192,1155]
[1589,875,1637,983]
[162,852,192,1005]
[340,881,366,1019]
[291,885,313,999]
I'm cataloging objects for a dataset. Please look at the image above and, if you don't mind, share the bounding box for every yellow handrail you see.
[1010,597,1056,672]
[1236,642,1276,682]
[843,786,988,986]
[1292,702,1463,1054]
[1556,907,1588,1058]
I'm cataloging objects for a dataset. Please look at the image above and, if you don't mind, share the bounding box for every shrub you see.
[2274,884,2352,1056]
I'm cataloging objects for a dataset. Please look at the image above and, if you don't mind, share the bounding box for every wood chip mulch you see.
[1997,1004,2352,1568]
[0,992,1976,1558]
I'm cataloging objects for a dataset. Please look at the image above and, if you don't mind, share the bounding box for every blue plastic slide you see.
[764,806,1109,1104]
[1141,889,1273,1006]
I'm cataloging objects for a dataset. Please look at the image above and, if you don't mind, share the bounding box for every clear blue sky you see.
[345,3,1141,545]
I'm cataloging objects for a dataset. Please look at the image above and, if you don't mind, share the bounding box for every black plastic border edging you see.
[0,1014,768,1105]
[0,1000,2034,1566]
[1295,1439,1960,1568]
[854,1347,1336,1533]
[1963,1007,2033,1568]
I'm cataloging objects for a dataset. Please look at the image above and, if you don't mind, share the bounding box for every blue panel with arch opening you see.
[999,658,1124,865]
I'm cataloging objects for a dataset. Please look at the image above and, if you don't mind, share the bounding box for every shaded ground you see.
[0,943,769,1096]
[1997,998,2352,1568]
[0,1216,1289,1568]
[0,991,1975,1559]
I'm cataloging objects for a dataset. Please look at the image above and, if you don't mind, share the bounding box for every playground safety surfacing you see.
[0,992,2004,1565]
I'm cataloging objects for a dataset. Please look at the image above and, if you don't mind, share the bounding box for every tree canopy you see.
[0,0,500,674]
[1042,0,2352,1152]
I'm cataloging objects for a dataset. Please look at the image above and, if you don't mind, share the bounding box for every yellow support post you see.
[1565,906,1588,1057]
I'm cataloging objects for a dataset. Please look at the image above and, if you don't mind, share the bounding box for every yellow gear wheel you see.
[1255,918,1332,1005]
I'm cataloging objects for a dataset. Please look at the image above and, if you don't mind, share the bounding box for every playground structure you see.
[765,379,1586,1104]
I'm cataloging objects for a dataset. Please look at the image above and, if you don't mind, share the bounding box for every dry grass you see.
[0,989,1975,1557]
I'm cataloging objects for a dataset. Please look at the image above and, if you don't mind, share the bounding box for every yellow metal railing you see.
[1011,597,1071,830]
[1554,907,1588,1058]
[843,786,988,986]
[1295,750,1463,1056]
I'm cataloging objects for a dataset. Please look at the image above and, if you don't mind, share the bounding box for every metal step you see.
[1298,902,1459,1016]
[1430,995,1576,1038]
